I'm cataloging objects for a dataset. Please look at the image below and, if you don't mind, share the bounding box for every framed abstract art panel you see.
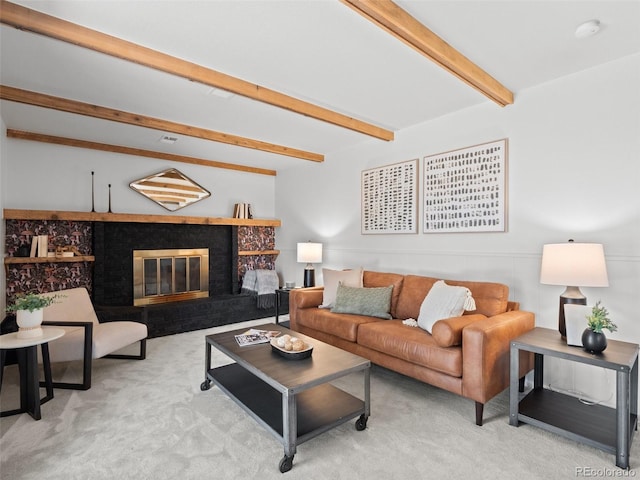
[361,159,418,234]
[423,139,508,233]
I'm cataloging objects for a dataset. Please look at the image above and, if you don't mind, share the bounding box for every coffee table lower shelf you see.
[203,363,367,470]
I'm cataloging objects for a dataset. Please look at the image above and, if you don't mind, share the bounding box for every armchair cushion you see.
[93,322,147,358]
[42,288,99,325]
[42,288,147,360]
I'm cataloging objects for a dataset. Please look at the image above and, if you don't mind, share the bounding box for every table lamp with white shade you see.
[297,242,322,288]
[540,240,609,339]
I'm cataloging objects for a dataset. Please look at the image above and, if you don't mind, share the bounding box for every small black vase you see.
[582,328,607,354]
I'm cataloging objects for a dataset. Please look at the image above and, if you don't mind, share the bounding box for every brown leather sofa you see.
[289,271,535,426]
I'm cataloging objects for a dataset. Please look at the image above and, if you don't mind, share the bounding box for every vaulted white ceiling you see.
[1,0,639,174]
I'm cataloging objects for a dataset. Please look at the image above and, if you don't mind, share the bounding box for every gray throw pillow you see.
[331,283,393,319]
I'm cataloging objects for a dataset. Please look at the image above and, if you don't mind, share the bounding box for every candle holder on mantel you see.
[91,171,95,213]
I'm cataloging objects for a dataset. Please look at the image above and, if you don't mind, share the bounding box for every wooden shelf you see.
[3,209,281,227]
[238,250,280,256]
[4,256,95,265]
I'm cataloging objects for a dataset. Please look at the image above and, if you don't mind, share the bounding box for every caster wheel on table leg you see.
[200,380,211,391]
[279,455,294,473]
[355,414,368,431]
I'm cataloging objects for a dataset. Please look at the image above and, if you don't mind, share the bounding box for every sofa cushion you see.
[358,320,462,377]
[331,284,393,319]
[417,280,475,333]
[431,314,487,347]
[294,307,381,342]
[395,275,510,319]
[320,267,363,308]
[363,271,404,318]
[394,275,439,320]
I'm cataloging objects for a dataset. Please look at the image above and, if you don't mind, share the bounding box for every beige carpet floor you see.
[1,316,637,479]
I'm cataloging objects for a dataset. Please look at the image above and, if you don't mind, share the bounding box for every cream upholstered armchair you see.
[40,288,147,390]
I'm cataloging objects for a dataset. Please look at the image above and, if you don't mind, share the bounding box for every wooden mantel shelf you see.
[5,255,95,265]
[3,209,281,227]
[238,250,280,256]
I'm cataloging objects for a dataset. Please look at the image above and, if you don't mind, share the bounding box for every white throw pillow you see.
[417,280,476,333]
[320,267,363,308]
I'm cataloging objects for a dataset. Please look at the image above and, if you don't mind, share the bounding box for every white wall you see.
[275,53,640,406]
[1,139,276,218]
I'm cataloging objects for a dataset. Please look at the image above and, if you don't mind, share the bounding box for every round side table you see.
[0,327,65,420]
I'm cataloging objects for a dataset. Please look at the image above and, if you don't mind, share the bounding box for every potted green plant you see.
[582,301,617,354]
[6,293,62,339]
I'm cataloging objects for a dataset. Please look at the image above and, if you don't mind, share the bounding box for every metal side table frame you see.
[0,327,65,420]
[510,327,638,469]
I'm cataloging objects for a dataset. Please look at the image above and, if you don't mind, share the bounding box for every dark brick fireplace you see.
[5,218,283,338]
[92,222,281,337]
[93,222,235,305]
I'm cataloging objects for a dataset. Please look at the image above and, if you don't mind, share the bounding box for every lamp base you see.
[303,267,315,288]
[559,286,587,338]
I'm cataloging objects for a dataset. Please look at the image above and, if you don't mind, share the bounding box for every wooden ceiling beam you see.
[340,0,514,107]
[0,0,394,141]
[0,86,320,163]
[6,129,277,177]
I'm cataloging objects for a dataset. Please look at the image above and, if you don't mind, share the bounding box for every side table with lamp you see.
[510,241,638,469]
[509,327,638,469]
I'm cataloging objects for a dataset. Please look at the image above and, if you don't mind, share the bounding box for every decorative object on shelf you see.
[55,245,81,258]
[29,234,49,258]
[297,242,322,287]
[6,292,63,339]
[108,183,112,213]
[233,203,253,219]
[540,240,609,339]
[91,171,95,212]
[129,168,211,211]
[582,301,617,354]
[361,158,418,234]
[423,139,507,233]
[285,281,295,289]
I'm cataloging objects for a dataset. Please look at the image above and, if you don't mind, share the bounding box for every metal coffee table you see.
[201,323,370,473]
